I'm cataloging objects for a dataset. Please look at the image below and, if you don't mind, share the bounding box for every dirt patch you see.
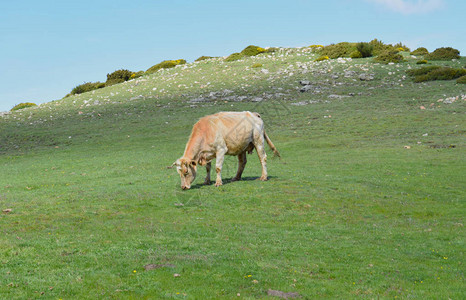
[143,264,176,270]
[267,289,301,299]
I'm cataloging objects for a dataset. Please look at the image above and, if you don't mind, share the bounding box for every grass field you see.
[1,47,465,299]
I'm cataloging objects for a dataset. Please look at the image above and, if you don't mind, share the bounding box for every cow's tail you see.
[264,130,281,158]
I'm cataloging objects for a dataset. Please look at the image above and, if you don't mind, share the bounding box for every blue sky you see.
[1,0,464,111]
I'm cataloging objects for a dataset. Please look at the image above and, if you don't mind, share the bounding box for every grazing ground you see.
[0,47,465,299]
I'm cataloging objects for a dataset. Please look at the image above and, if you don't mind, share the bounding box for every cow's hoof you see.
[204,180,211,185]
[231,177,240,182]
[215,181,223,187]
[259,176,268,181]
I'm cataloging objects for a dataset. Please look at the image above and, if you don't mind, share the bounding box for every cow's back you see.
[216,111,262,155]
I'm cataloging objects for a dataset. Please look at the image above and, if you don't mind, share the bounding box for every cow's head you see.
[173,158,197,190]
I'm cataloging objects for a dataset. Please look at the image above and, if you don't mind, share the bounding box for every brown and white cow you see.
[172,111,280,190]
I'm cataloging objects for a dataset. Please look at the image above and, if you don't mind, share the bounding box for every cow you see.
[172,111,280,190]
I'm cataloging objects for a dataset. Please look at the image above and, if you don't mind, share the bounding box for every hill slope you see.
[0,47,465,299]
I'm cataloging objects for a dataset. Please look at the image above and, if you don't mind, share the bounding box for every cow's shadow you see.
[188,176,277,189]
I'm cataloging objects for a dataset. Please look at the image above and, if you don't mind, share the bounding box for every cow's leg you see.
[215,148,227,187]
[232,151,247,182]
[254,136,268,181]
[204,162,212,185]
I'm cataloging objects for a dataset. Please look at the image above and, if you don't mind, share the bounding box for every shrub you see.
[11,102,37,111]
[315,55,329,62]
[393,42,410,52]
[225,45,273,63]
[425,47,460,60]
[457,75,466,84]
[252,63,263,68]
[356,42,374,58]
[240,45,267,57]
[406,66,441,76]
[411,47,429,56]
[369,39,393,55]
[416,60,428,64]
[374,50,404,64]
[320,42,357,59]
[225,53,244,62]
[130,71,144,79]
[146,59,186,74]
[70,82,105,95]
[407,66,466,82]
[195,56,215,62]
[106,69,134,86]
[350,50,363,59]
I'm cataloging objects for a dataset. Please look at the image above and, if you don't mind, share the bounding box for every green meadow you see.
[1,46,465,299]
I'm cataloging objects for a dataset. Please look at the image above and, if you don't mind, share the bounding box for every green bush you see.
[407,66,466,82]
[225,45,269,62]
[457,75,466,84]
[146,59,186,74]
[130,71,144,79]
[411,47,429,56]
[406,66,441,76]
[195,56,215,62]
[225,53,244,62]
[393,42,410,52]
[240,45,267,57]
[356,42,374,58]
[11,102,37,111]
[70,82,105,95]
[320,42,357,59]
[416,59,428,65]
[350,50,363,59]
[374,51,404,64]
[251,63,263,68]
[425,47,460,60]
[106,69,134,86]
[369,39,393,55]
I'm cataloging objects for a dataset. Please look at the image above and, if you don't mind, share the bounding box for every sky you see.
[1,0,465,112]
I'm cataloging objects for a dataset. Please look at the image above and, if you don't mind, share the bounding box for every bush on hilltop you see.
[240,45,267,57]
[225,53,244,62]
[69,82,105,96]
[195,56,216,62]
[11,102,37,111]
[319,42,357,59]
[411,47,429,56]
[146,59,187,74]
[225,45,270,62]
[356,42,374,58]
[374,50,404,64]
[106,69,134,86]
[393,42,410,52]
[425,47,460,60]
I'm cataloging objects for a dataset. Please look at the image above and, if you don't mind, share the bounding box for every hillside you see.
[0,46,465,299]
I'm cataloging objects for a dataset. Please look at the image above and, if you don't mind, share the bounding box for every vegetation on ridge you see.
[10,102,37,111]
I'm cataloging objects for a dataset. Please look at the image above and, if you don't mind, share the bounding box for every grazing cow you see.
[172,111,280,190]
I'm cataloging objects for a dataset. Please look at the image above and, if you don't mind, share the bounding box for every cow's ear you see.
[190,160,197,167]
